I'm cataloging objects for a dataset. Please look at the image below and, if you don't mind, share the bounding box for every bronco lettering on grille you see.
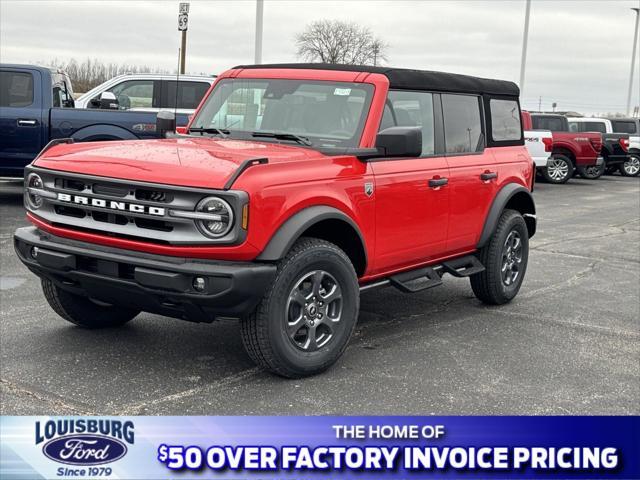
[57,193,166,216]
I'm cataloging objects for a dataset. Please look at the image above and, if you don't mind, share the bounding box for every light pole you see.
[519,0,532,95]
[254,0,264,64]
[626,7,640,116]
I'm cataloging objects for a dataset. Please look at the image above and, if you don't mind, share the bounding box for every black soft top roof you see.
[233,63,519,97]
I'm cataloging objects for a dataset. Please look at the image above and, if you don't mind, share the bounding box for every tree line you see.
[46,58,169,93]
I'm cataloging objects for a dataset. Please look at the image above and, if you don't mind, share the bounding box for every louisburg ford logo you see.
[57,192,166,216]
[36,419,134,466]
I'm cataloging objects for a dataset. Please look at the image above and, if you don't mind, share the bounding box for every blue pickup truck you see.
[0,64,190,177]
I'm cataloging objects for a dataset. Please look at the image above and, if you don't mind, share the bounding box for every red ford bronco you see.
[15,64,536,377]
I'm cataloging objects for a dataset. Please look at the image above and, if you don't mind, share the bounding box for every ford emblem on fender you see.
[42,434,127,466]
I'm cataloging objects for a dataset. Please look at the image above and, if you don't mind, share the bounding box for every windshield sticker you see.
[334,88,352,96]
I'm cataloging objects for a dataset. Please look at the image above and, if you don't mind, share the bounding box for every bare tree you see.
[296,20,388,66]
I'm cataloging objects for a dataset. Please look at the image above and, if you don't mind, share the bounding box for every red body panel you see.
[30,67,533,282]
[550,132,601,166]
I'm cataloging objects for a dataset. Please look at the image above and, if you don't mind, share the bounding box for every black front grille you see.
[92,211,129,226]
[92,183,129,197]
[134,217,173,232]
[135,188,173,202]
[54,205,86,218]
[31,169,246,246]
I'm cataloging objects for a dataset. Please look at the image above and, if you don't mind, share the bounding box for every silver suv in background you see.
[74,73,215,115]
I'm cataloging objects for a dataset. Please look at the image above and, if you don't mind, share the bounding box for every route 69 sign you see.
[178,13,188,31]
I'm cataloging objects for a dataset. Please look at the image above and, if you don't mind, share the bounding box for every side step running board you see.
[441,255,485,277]
[369,254,485,294]
[389,267,442,293]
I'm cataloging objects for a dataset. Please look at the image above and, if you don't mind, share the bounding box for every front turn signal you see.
[242,204,249,230]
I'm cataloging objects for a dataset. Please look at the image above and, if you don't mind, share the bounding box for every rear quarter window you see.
[0,71,34,107]
[490,99,521,141]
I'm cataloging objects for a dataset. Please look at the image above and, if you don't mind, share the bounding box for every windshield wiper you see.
[189,127,229,138]
[251,131,312,146]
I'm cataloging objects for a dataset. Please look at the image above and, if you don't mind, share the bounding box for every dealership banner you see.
[1,416,638,479]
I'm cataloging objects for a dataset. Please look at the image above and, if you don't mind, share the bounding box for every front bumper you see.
[14,227,276,322]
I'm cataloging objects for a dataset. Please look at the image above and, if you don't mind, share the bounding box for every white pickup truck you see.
[609,118,640,176]
[567,117,639,177]
[524,129,553,175]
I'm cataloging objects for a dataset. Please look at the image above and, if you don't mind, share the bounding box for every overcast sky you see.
[1,0,639,114]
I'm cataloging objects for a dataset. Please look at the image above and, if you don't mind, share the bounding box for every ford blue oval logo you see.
[43,434,127,465]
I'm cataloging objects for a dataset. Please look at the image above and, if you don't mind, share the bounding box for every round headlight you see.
[26,173,44,210]
[195,196,234,238]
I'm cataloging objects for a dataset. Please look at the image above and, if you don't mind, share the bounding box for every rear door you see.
[0,68,44,173]
[441,93,497,254]
[370,90,450,274]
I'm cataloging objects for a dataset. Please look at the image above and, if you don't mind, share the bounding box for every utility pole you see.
[178,3,190,74]
[254,0,264,64]
[519,0,532,95]
[626,7,640,116]
[538,96,542,112]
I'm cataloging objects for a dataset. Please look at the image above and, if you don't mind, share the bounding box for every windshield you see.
[190,78,374,148]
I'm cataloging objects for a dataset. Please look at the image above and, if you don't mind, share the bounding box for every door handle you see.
[480,171,498,181]
[428,177,448,188]
[17,119,37,127]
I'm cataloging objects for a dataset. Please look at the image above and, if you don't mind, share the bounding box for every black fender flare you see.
[257,205,367,264]
[71,125,138,142]
[477,183,536,248]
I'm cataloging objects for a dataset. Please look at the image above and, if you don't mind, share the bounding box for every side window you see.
[489,99,521,141]
[164,81,210,109]
[380,90,435,156]
[107,80,155,109]
[583,122,607,134]
[611,120,637,134]
[0,71,34,107]
[568,122,579,132]
[442,94,483,153]
[532,116,564,132]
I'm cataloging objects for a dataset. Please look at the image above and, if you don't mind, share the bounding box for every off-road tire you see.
[240,237,359,378]
[620,154,640,177]
[470,209,529,305]
[542,154,573,184]
[42,278,139,328]
[577,164,604,180]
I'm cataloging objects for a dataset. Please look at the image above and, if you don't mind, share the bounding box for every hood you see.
[34,137,326,189]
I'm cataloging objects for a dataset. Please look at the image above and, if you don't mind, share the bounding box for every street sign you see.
[179,3,189,14]
[178,13,188,31]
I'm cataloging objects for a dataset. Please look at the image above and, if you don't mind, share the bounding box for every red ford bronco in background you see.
[529,113,602,184]
[15,64,536,377]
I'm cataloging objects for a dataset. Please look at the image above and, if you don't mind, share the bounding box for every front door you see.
[370,90,450,275]
[0,68,44,174]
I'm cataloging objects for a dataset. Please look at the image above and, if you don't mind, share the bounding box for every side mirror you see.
[99,92,119,110]
[375,127,422,158]
[156,110,176,138]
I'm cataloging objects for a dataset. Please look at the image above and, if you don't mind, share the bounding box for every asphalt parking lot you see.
[1,176,638,415]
